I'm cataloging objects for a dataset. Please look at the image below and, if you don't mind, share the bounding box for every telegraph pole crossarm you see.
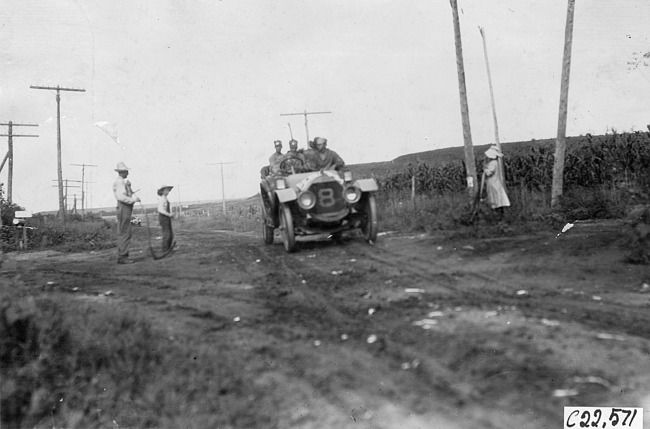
[207,161,235,215]
[30,85,86,221]
[70,163,98,214]
[52,179,81,212]
[0,121,39,203]
[280,110,332,146]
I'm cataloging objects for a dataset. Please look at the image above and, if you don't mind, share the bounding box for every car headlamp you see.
[275,178,287,190]
[343,171,353,182]
[343,186,361,204]
[297,191,316,209]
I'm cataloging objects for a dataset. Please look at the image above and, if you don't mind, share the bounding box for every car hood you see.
[285,170,345,191]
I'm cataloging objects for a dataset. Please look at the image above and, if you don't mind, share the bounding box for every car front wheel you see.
[279,203,296,252]
[360,194,378,244]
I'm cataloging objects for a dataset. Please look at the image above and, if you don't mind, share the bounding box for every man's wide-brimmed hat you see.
[484,145,503,159]
[158,185,174,193]
[114,162,130,172]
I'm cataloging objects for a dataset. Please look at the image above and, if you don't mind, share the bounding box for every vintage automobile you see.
[260,156,378,252]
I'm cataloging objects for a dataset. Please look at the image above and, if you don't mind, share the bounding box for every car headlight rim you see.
[343,186,361,204]
[297,191,316,209]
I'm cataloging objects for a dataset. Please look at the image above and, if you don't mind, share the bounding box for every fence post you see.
[411,176,416,204]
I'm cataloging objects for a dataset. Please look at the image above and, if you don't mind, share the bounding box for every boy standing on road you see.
[157,185,174,252]
[113,162,141,264]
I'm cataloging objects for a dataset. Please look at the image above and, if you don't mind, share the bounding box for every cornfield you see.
[371,131,650,195]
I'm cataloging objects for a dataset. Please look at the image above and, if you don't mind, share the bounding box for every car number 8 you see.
[318,188,336,207]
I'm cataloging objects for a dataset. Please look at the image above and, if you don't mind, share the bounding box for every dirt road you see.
[6,221,650,428]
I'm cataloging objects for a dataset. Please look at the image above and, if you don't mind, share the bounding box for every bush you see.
[621,185,650,264]
[11,215,115,252]
[0,183,24,227]
[0,291,279,428]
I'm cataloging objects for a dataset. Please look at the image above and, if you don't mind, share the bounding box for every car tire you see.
[279,203,296,253]
[263,222,274,245]
[361,193,378,244]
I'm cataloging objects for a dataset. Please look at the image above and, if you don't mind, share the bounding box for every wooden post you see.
[8,123,13,202]
[30,85,86,221]
[70,163,97,214]
[479,27,506,184]
[449,0,477,198]
[207,161,235,216]
[551,0,576,207]
[0,122,39,203]
[411,175,416,203]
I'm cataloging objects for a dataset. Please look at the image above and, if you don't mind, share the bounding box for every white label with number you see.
[564,407,642,429]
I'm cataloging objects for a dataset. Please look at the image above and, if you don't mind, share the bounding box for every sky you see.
[1,0,649,213]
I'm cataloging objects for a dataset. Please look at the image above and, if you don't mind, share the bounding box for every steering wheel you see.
[279,156,305,174]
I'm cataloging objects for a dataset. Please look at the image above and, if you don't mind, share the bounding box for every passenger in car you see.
[269,139,284,165]
[302,139,318,171]
[260,140,284,175]
[309,137,345,171]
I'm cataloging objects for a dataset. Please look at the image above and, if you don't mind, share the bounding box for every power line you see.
[30,85,86,221]
[0,121,39,203]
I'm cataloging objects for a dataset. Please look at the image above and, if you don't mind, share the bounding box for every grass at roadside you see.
[0,285,279,428]
[1,183,647,427]
[8,181,648,260]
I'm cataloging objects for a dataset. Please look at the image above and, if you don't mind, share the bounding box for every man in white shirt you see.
[112,162,141,264]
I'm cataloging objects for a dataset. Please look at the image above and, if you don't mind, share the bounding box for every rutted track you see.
[4,222,650,428]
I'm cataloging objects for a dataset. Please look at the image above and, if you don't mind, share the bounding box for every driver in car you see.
[282,139,307,173]
[273,139,309,174]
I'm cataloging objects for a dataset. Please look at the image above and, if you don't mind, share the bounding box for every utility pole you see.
[552,0,576,208]
[52,179,81,212]
[30,85,86,221]
[449,0,477,198]
[207,162,235,215]
[176,184,182,217]
[0,122,39,203]
[70,163,97,214]
[478,27,505,184]
[280,110,331,145]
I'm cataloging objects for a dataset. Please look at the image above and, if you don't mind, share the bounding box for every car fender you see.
[275,188,297,203]
[355,178,379,192]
